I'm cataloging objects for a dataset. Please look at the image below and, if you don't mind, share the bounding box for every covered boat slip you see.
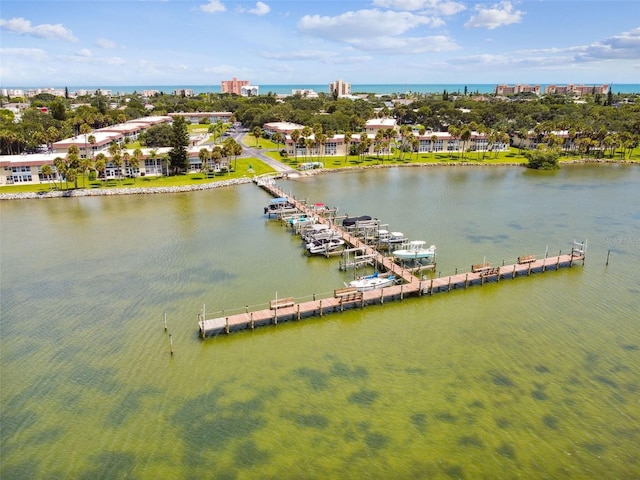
[198,178,586,338]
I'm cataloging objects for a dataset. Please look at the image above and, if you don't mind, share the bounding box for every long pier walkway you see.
[198,178,586,338]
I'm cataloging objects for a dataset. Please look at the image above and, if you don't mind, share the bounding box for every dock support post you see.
[418,281,422,295]
[225,317,229,334]
[430,278,434,295]
[556,255,560,269]
[297,304,301,320]
[164,312,167,332]
[380,288,384,304]
[481,274,485,286]
[319,300,323,316]
[400,285,404,300]
[465,274,469,288]
[447,276,451,292]
[250,312,254,329]
[512,264,516,279]
[169,334,174,356]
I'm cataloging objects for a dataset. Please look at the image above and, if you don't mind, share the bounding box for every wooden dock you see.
[198,178,586,338]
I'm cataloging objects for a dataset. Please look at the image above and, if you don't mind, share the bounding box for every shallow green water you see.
[1,165,639,479]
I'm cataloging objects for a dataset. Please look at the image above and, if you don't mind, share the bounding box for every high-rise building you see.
[221,77,249,95]
[329,79,351,98]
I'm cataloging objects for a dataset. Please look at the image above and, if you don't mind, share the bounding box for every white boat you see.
[347,271,396,291]
[307,238,345,255]
[288,215,315,227]
[264,197,296,216]
[388,231,408,244]
[376,229,390,242]
[301,224,330,241]
[393,241,436,260]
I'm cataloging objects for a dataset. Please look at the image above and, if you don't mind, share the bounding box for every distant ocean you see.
[10,83,640,95]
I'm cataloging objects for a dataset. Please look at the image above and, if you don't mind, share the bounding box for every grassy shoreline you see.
[1,154,637,200]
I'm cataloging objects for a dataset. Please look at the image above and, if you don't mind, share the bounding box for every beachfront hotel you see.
[329,79,351,98]
[221,77,249,95]
[495,83,609,96]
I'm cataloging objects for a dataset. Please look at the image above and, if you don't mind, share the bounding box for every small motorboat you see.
[388,231,408,244]
[393,241,436,260]
[347,271,396,291]
[264,197,296,216]
[307,237,345,255]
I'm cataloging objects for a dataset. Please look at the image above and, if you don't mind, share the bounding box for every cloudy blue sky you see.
[1,0,639,87]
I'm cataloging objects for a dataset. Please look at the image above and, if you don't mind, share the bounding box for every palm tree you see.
[94,153,107,181]
[211,148,222,173]
[79,157,91,188]
[447,125,460,160]
[251,126,262,147]
[304,137,314,161]
[374,131,384,161]
[53,156,66,189]
[460,127,471,161]
[148,149,158,176]
[40,164,53,190]
[272,132,283,150]
[131,148,143,181]
[108,142,123,182]
[232,140,242,172]
[385,128,396,162]
[198,148,210,174]
[66,145,81,188]
[343,131,352,164]
[290,129,301,161]
[316,132,327,166]
[122,151,131,180]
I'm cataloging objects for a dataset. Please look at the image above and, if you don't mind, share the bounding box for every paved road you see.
[235,133,298,175]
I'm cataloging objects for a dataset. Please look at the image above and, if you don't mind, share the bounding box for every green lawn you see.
[265,147,529,169]
[0,158,275,194]
[265,146,640,170]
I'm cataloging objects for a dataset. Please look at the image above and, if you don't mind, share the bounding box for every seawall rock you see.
[0,178,253,201]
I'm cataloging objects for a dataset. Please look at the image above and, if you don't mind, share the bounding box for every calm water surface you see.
[1,165,639,479]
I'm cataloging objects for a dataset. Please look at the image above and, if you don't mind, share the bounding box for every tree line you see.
[2,88,638,161]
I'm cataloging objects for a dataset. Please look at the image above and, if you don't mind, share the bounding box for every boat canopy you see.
[270,197,289,204]
[342,215,372,227]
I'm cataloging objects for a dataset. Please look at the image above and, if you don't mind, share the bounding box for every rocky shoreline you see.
[1,159,636,201]
[0,177,253,201]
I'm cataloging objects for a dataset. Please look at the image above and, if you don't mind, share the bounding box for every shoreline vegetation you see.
[1,157,637,201]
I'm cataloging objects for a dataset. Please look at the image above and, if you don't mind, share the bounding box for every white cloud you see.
[261,49,373,66]
[203,64,247,75]
[464,1,523,30]
[296,9,455,55]
[372,0,465,16]
[0,17,78,42]
[350,35,458,54]
[298,9,440,42]
[238,1,270,16]
[96,38,116,49]
[0,47,47,60]
[577,27,640,60]
[516,28,640,64]
[199,0,226,14]
[76,48,92,58]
